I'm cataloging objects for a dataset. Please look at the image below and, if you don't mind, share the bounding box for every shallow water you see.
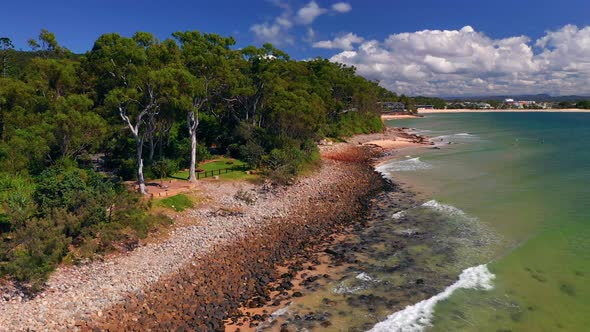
[388,113,590,331]
[258,112,590,332]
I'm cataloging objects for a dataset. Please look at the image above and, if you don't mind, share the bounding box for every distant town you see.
[380,96,590,113]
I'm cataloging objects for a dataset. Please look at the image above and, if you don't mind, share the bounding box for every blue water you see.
[382,112,590,331]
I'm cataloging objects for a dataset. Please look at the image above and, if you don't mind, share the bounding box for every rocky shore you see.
[0,128,428,331]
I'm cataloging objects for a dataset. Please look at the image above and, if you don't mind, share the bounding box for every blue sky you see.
[2,0,590,96]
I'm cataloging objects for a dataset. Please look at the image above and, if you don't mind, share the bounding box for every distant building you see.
[416,105,434,110]
[504,98,537,109]
[476,102,492,109]
[380,102,406,113]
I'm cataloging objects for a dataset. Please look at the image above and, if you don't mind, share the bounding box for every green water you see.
[388,113,590,332]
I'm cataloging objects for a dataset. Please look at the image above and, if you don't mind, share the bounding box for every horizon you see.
[2,0,590,96]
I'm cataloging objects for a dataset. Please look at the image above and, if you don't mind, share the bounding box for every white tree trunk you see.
[188,128,197,183]
[188,110,199,183]
[119,105,150,195]
[137,138,147,195]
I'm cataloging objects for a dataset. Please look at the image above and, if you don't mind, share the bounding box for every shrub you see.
[150,159,179,181]
[195,143,212,163]
[0,166,172,287]
[239,141,265,168]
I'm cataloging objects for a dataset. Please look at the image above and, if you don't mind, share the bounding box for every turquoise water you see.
[384,113,590,331]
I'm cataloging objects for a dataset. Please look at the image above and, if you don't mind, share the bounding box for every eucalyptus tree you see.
[237,43,289,127]
[172,31,240,183]
[0,37,14,78]
[89,33,157,194]
[49,94,108,160]
[23,58,79,101]
[27,29,68,58]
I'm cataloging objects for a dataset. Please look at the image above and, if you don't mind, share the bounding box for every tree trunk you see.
[188,127,197,183]
[187,109,199,183]
[148,136,155,161]
[137,137,147,195]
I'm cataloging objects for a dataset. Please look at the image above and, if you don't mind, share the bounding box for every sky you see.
[2,0,590,97]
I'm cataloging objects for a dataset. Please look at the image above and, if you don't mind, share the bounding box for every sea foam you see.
[422,200,473,220]
[376,157,433,174]
[367,264,495,332]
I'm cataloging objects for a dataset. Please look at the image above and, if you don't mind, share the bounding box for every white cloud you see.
[313,32,364,50]
[250,16,294,45]
[331,2,352,13]
[328,25,590,96]
[296,1,327,25]
[305,27,317,42]
[252,0,349,45]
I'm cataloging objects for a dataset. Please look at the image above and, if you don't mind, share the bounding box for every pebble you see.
[0,138,397,331]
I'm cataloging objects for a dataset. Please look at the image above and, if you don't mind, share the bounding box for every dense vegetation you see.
[0,29,395,287]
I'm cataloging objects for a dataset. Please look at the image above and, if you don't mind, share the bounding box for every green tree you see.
[0,37,15,78]
[49,94,108,160]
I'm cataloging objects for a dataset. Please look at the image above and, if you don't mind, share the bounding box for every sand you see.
[381,114,422,120]
[364,139,423,149]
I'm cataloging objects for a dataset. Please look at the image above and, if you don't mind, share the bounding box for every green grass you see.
[153,194,194,212]
[170,157,255,181]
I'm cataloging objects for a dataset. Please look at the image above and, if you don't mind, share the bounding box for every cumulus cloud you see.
[313,32,364,50]
[328,25,590,96]
[251,1,349,45]
[296,1,327,25]
[250,20,293,45]
[331,2,352,13]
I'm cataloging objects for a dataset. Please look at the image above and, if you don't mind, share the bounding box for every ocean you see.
[378,112,590,331]
[259,112,590,331]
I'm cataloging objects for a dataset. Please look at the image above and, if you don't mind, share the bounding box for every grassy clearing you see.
[170,157,255,181]
[153,194,194,212]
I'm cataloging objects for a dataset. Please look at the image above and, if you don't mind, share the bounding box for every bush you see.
[150,159,179,181]
[195,143,212,163]
[239,141,265,168]
[116,158,137,181]
[1,216,70,289]
[0,166,172,287]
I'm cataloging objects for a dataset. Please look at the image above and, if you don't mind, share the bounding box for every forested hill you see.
[0,29,402,286]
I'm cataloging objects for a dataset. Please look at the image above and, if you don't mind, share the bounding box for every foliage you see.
[0,166,171,287]
[0,28,408,285]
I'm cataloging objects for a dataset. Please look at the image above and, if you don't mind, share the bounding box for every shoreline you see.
[417,108,590,113]
[0,128,431,331]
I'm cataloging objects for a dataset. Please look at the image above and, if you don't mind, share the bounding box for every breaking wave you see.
[422,200,474,221]
[392,211,405,219]
[367,264,495,332]
[431,132,479,145]
[376,158,433,174]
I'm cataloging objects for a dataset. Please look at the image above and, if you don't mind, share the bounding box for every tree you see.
[88,33,164,194]
[0,37,15,78]
[173,31,239,183]
[107,84,158,195]
[28,29,67,58]
[49,94,108,160]
[23,58,79,100]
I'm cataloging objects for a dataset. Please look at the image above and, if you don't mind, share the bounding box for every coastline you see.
[0,127,431,331]
[417,108,590,113]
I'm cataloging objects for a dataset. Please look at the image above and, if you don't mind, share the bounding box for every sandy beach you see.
[380,114,423,120]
